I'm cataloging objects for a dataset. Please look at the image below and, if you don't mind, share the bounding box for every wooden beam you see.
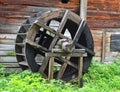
[80,0,88,20]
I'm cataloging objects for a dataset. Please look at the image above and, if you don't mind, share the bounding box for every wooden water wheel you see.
[15,9,94,83]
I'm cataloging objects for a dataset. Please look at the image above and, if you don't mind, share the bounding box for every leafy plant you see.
[7,51,15,56]
[0,58,120,92]
[0,64,6,77]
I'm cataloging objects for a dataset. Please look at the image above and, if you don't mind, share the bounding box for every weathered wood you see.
[101,31,106,62]
[87,0,120,29]
[57,54,71,79]
[73,19,85,43]
[35,21,56,33]
[0,40,15,44]
[80,0,87,20]
[0,0,120,66]
[0,0,79,10]
[0,44,15,51]
[57,57,77,69]
[0,34,17,40]
[57,62,67,79]
[78,57,83,87]
[1,62,20,68]
[87,20,120,29]
[48,57,54,80]
[49,10,69,50]
[0,56,17,62]
[0,0,120,31]
[0,51,15,56]
[19,61,28,66]
[52,49,85,53]
[26,39,48,52]
[39,56,49,78]
[45,48,86,86]
[46,51,87,57]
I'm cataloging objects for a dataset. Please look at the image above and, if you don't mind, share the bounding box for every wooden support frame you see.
[44,49,87,87]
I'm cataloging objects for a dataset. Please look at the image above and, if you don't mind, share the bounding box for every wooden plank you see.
[0,25,20,34]
[0,34,17,40]
[78,57,83,87]
[0,56,17,62]
[0,10,30,18]
[57,62,67,79]
[88,0,119,12]
[0,39,15,44]
[0,45,14,51]
[19,61,28,66]
[87,20,120,29]
[52,49,85,54]
[80,0,87,20]
[87,0,120,29]
[26,39,47,52]
[39,56,49,78]
[0,0,120,30]
[73,20,85,43]
[87,10,120,20]
[48,57,54,80]
[57,57,77,69]
[0,17,26,25]
[0,0,79,10]
[0,47,14,51]
[0,5,50,13]
[1,62,20,68]
[46,52,87,57]
[0,44,15,51]
[0,51,15,56]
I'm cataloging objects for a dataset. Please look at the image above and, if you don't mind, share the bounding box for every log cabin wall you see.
[87,0,120,62]
[0,0,120,68]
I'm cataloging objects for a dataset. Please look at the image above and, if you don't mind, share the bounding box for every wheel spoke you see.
[15,9,94,82]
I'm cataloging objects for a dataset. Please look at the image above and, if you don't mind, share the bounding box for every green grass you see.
[0,58,120,92]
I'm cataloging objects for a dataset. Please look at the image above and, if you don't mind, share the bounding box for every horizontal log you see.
[0,0,79,10]
[0,39,15,44]
[88,0,119,12]
[0,34,17,40]
[0,5,50,13]
[0,10,30,18]
[0,56,17,62]
[0,51,15,56]
[0,25,20,33]
[0,62,20,68]
[0,17,26,25]
[0,44,15,51]
[87,20,120,28]
[87,10,120,20]
[0,6,53,18]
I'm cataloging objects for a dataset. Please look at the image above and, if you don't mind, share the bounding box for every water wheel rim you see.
[15,9,94,81]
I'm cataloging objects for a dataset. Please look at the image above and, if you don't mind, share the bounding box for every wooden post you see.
[80,0,88,20]
[78,57,83,87]
[101,31,106,63]
[48,57,54,80]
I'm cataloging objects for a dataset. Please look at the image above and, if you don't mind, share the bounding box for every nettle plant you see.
[0,64,6,77]
[0,58,120,92]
